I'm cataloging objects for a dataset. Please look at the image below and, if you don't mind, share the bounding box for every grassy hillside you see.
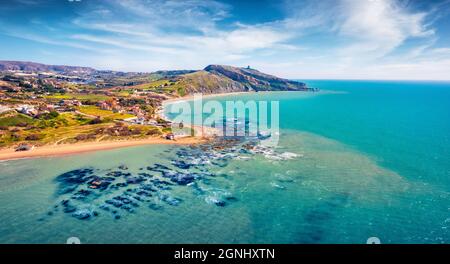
[0,112,34,127]
[46,93,110,101]
[175,71,247,95]
[76,106,134,120]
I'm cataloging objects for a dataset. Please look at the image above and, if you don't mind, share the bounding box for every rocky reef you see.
[43,118,302,221]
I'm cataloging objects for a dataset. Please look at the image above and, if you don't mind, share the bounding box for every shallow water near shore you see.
[0,80,449,243]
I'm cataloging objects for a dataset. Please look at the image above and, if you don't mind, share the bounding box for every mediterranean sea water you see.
[0,80,449,243]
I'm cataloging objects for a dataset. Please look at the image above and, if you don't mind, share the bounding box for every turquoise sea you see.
[0,80,449,244]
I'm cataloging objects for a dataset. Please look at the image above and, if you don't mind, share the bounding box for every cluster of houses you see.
[97,99,147,120]
[98,99,120,112]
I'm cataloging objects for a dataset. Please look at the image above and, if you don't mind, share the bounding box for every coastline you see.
[0,91,253,162]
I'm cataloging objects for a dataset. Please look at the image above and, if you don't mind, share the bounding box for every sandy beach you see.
[0,136,208,162]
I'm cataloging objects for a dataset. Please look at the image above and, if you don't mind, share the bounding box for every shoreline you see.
[0,91,255,162]
[0,136,207,162]
[0,92,251,162]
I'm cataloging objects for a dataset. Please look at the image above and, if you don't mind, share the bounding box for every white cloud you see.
[335,0,434,58]
[65,0,297,71]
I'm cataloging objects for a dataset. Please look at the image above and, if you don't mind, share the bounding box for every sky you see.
[0,0,450,80]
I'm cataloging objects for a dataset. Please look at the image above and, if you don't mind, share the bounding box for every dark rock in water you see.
[171,160,192,169]
[55,168,95,194]
[225,196,238,202]
[99,204,110,211]
[173,173,196,185]
[214,200,227,207]
[140,183,158,192]
[160,170,176,178]
[154,164,171,170]
[106,171,131,178]
[132,195,143,201]
[138,172,153,178]
[126,177,145,184]
[114,215,121,220]
[71,189,92,200]
[257,132,271,140]
[159,194,182,206]
[150,179,173,190]
[105,199,123,208]
[72,209,91,220]
[106,171,125,177]
[161,171,196,185]
[147,164,171,173]
[121,205,134,213]
[103,176,115,182]
[62,201,77,213]
[56,168,94,183]
[136,190,152,197]
[118,165,128,170]
[87,176,113,190]
[75,189,91,196]
[112,195,136,207]
[93,211,99,216]
[239,148,251,154]
[148,203,163,210]
[47,211,53,216]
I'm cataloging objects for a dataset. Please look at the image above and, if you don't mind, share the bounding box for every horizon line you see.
[1,59,450,82]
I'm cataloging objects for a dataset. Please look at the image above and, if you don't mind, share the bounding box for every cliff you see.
[179,65,309,94]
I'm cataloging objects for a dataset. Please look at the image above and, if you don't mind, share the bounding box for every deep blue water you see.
[293,80,450,187]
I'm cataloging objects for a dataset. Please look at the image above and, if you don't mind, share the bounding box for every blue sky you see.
[1,0,450,80]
